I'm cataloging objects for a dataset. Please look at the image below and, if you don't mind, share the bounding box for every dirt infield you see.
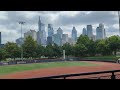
[0,61,120,79]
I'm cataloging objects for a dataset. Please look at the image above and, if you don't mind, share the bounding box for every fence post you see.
[111,72,116,79]
[64,76,66,79]
[98,77,100,79]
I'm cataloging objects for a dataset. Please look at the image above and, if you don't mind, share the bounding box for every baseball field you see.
[0,61,120,79]
[0,61,97,75]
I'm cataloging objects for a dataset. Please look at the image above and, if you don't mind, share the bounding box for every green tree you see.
[53,43,62,58]
[0,47,7,61]
[77,35,90,45]
[23,36,37,58]
[36,45,45,58]
[62,43,73,57]
[96,39,110,56]
[108,35,120,55]
[45,44,54,58]
[4,42,20,60]
[87,39,96,56]
[74,44,87,57]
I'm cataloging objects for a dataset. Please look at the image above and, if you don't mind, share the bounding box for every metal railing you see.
[32,70,120,79]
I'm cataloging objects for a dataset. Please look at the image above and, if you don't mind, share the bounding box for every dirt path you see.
[0,61,120,79]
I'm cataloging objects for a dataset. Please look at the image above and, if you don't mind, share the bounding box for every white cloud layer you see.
[0,11,119,44]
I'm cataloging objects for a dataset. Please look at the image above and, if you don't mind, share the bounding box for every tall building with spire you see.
[72,27,77,44]
[37,16,46,46]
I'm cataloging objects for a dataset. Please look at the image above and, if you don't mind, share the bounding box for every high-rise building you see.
[53,34,62,46]
[57,27,63,38]
[96,23,105,40]
[16,37,24,46]
[37,16,46,46]
[87,25,93,39]
[82,28,87,35]
[48,24,54,37]
[92,35,96,41]
[47,24,54,45]
[24,29,37,41]
[47,36,53,45]
[0,32,1,45]
[72,27,77,43]
[62,34,68,45]
[68,37,73,45]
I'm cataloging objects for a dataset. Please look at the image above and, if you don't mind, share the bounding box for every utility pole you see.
[19,21,25,61]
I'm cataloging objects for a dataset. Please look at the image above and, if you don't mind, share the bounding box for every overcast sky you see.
[0,11,119,44]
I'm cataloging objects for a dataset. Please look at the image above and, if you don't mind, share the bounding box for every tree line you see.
[0,35,120,61]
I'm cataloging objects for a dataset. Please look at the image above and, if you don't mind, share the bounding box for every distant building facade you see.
[72,27,77,44]
[37,16,46,46]
[57,27,63,38]
[87,25,93,39]
[48,24,54,37]
[47,36,53,45]
[92,35,96,41]
[24,29,37,41]
[68,37,73,45]
[16,37,24,46]
[82,28,87,35]
[62,34,68,45]
[96,23,106,40]
[53,34,62,46]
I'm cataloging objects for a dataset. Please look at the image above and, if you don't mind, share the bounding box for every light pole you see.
[118,11,120,36]
[63,50,65,61]
[19,21,25,61]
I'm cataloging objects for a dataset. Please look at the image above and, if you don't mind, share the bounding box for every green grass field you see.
[0,61,97,75]
[84,56,119,60]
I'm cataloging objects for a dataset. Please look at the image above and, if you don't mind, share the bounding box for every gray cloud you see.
[0,11,119,44]
[55,11,118,26]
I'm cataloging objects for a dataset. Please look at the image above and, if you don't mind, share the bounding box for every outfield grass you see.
[0,61,97,75]
[85,56,119,60]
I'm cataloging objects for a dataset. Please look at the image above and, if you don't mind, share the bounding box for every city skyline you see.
[0,11,119,44]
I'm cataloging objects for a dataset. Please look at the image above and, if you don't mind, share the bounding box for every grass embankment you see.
[0,61,97,75]
[84,56,119,61]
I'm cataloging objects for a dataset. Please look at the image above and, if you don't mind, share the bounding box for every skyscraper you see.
[57,27,63,38]
[68,37,73,45]
[62,34,68,45]
[96,23,105,40]
[48,24,54,37]
[72,27,77,43]
[47,24,54,45]
[53,34,61,46]
[0,32,1,45]
[92,35,96,41]
[87,25,93,39]
[37,16,46,46]
[24,29,37,41]
[82,28,87,35]
[47,36,53,45]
